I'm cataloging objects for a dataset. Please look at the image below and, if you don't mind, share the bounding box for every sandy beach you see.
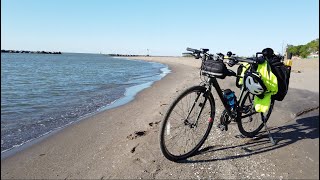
[1,56,319,179]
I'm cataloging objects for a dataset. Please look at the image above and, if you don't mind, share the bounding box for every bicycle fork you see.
[185,88,210,127]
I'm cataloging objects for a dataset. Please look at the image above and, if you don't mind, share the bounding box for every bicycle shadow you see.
[179,114,319,163]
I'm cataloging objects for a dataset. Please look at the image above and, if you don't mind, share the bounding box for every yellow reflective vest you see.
[238,60,278,113]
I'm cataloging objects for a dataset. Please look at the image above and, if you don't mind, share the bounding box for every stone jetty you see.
[1,50,62,54]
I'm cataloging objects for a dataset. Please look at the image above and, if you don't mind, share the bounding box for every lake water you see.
[1,53,169,153]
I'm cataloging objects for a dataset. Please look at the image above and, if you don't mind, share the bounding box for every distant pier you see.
[1,49,62,54]
[106,54,149,57]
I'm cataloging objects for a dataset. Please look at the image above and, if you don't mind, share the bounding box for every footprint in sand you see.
[148,121,161,127]
[131,144,139,153]
[127,131,147,140]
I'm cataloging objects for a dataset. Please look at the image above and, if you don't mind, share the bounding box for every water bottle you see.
[223,89,236,109]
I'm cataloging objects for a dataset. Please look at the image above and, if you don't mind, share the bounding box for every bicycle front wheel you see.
[159,86,215,161]
[237,91,275,138]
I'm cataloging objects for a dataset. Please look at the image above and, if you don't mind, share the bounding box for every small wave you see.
[1,54,171,155]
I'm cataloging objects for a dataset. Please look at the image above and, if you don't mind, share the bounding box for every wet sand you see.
[1,56,319,179]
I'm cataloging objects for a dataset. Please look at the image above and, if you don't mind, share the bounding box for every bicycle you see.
[159,47,276,162]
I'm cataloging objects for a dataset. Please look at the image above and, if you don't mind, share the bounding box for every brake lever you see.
[227,58,238,67]
[194,52,201,59]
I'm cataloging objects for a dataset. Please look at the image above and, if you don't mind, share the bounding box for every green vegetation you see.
[287,38,319,58]
[182,53,194,57]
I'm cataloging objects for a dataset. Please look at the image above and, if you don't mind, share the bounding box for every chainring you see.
[220,110,232,125]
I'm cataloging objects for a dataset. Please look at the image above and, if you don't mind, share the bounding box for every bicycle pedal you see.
[217,124,228,131]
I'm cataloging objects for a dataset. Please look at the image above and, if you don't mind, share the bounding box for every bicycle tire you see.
[237,91,275,138]
[159,86,215,161]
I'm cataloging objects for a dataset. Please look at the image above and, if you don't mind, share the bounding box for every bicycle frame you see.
[206,77,246,118]
[160,48,279,162]
[188,50,259,125]
[188,75,249,128]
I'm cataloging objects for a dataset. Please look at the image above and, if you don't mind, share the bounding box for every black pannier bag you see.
[201,60,228,79]
[268,55,291,101]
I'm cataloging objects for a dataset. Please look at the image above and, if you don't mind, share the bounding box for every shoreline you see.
[1,56,203,179]
[1,56,318,179]
[1,57,171,159]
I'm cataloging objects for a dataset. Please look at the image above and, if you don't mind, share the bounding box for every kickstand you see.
[263,117,277,145]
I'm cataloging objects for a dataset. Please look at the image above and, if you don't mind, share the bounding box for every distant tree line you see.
[286,38,319,58]
[182,53,194,57]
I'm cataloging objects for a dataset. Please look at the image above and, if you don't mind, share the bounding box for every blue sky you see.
[1,0,319,56]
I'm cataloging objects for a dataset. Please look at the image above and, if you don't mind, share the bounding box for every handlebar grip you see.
[186,47,195,52]
[186,47,201,54]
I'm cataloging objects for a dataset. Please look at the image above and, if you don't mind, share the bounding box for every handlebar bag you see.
[201,60,228,79]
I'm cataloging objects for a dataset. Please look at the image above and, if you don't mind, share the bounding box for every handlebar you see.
[186,47,259,65]
[186,47,201,54]
[230,57,257,64]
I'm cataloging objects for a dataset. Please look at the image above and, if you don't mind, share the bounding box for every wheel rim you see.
[163,89,212,157]
[240,93,266,134]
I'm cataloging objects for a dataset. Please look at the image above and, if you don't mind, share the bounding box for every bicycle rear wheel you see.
[237,91,275,138]
[159,86,215,161]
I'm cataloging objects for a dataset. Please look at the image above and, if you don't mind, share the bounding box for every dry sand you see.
[289,58,319,92]
[1,56,319,179]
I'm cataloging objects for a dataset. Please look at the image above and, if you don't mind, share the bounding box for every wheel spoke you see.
[160,86,214,161]
[237,91,274,137]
